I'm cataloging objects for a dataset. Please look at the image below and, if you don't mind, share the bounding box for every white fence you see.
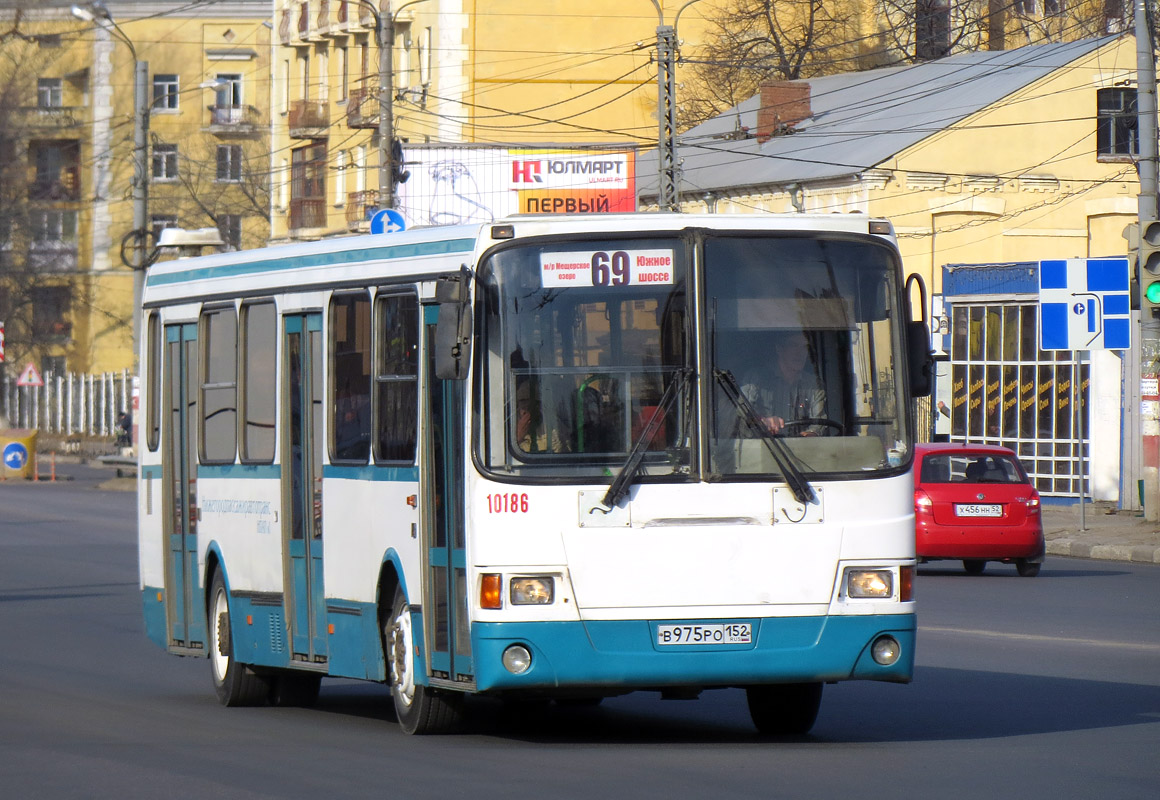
[1,370,133,437]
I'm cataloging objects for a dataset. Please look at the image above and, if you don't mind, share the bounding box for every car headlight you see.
[510,576,554,605]
[846,569,894,599]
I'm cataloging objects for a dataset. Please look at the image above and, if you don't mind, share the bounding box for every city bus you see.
[137,213,929,735]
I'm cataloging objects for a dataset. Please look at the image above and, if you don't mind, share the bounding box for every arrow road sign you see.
[370,208,406,235]
[1038,258,1131,351]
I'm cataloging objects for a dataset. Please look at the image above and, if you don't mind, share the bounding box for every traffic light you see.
[1141,219,1160,316]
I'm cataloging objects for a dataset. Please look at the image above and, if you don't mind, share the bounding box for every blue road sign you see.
[3,441,28,471]
[1038,258,1131,351]
[370,208,406,235]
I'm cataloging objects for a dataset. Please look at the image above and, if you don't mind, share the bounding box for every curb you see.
[1046,538,1160,564]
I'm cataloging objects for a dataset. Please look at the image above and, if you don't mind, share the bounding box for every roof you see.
[638,35,1125,202]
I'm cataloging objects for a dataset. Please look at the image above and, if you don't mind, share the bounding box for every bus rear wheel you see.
[746,682,823,736]
[384,588,461,734]
[209,570,268,706]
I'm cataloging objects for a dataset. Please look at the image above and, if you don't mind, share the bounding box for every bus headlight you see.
[510,576,554,605]
[846,569,894,599]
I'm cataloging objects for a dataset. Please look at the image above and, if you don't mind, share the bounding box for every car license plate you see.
[656,623,752,645]
[955,503,1002,517]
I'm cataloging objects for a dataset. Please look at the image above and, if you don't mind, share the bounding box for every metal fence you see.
[1,370,133,437]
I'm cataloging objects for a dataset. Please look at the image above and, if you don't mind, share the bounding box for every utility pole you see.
[649,0,701,212]
[1135,0,1160,520]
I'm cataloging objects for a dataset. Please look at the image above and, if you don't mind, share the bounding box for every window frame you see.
[198,303,239,465]
[216,144,244,183]
[373,287,420,465]
[1096,86,1138,160]
[152,73,180,111]
[152,142,178,181]
[329,290,373,465]
[239,300,277,464]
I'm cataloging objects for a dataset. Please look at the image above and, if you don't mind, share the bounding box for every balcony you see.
[346,87,378,128]
[18,106,83,130]
[29,180,80,202]
[290,198,327,232]
[346,190,377,229]
[288,99,330,138]
[208,104,262,136]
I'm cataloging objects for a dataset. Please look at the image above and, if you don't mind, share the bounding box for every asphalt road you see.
[1,478,1157,799]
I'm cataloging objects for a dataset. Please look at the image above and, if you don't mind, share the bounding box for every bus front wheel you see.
[746,682,823,736]
[384,588,461,734]
[209,570,268,706]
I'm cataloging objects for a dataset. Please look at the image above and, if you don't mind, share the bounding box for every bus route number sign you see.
[541,249,675,288]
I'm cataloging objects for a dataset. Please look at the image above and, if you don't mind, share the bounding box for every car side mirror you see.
[434,268,472,381]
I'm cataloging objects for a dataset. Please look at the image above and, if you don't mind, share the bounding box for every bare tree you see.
[0,7,79,377]
[679,0,863,129]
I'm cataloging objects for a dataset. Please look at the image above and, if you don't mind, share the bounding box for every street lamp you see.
[71,2,149,361]
[353,0,428,212]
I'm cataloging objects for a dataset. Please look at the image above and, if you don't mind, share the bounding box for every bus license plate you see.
[955,503,1002,517]
[656,623,752,645]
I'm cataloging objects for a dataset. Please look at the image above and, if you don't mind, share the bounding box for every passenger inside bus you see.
[740,330,827,437]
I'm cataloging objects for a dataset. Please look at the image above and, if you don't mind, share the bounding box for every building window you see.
[30,210,78,243]
[37,77,62,108]
[214,73,243,107]
[1097,87,1137,158]
[152,143,178,180]
[946,301,1088,497]
[30,139,80,200]
[334,149,346,206]
[318,50,329,102]
[151,215,178,243]
[31,286,71,340]
[338,45,348,101]
[218,214,242,250]
[216,144,243,182]
[290,140,327,229]
[152,73,179,110]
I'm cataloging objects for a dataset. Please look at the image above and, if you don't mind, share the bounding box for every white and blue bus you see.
[138,213,930,734]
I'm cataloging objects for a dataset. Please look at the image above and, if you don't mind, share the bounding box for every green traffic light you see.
[1147,280,1160,305]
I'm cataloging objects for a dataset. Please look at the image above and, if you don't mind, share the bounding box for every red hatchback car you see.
[913,443,1045,577]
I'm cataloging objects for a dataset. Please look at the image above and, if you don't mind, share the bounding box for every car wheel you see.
[962,559,987,575]
[209,569,269,707]
[1015,559,1041,577]
[384,587,462,734]
[746,683,823,736]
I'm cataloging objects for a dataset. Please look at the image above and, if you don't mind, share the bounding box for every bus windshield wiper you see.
[600,367,693,510]
[713,369,815,505]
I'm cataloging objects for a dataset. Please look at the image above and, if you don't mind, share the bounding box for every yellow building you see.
[0,0,270,376]
[269,0,711,240]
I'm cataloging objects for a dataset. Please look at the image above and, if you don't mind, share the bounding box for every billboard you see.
[394,147,636,229]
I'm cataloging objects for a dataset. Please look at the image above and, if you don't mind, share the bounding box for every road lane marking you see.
[919,625,1160,653]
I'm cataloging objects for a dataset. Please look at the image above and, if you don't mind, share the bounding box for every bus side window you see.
[240,301,276,463]
[330,291,372,463]
[374,290,419,463]
[146,312,161,452]
[200,305,238,464]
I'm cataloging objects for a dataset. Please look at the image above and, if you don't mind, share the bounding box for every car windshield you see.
[920,453,1027,484]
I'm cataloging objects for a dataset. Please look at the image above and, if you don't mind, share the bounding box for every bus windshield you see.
[706,234,908,478]
[478,236,693,481]
[476,231,909,482]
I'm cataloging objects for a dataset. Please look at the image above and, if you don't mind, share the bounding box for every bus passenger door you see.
[162,322,205,651]
[282,313,327,663]
[422,309,473,684]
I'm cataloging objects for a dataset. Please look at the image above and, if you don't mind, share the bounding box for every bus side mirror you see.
[907,319,933,397]
[434,272,472,380]
[903,273,933,398]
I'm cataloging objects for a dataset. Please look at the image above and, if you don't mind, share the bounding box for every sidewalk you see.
[1042,502,1160,564]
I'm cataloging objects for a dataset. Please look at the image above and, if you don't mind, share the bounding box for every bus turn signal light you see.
[481,573,502,609]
